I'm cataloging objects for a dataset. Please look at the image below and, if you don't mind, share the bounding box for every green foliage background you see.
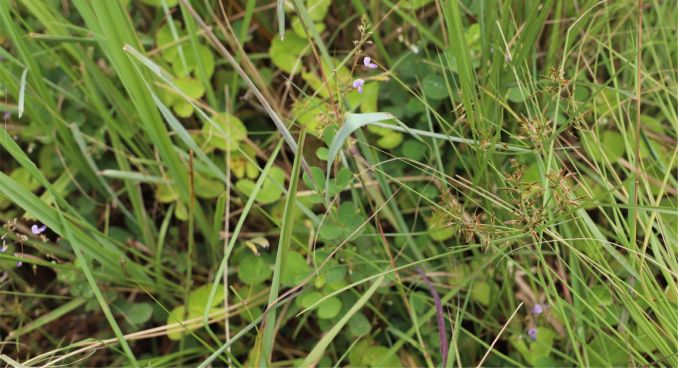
[0,0,676,366]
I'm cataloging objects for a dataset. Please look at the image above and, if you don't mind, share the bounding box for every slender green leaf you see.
[301,275,385,367]
[17,68,28,118]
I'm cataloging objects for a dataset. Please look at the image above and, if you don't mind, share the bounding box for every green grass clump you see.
[0,0,676,366]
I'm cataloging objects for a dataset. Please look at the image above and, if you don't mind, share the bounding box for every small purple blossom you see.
[528,328,538,341]
[16,261,22,267]
[31,224,47,235]
[3,111,10,120]
[352,78,365,94]
[531,303,544,315]
[363,56,377,69]
[0,241,7,253]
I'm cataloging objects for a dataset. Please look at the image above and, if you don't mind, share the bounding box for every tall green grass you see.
[0,0,676,366]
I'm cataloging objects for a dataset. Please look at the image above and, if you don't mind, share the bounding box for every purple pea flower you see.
[31,224,47,235]
[528,328,538,341]
[14,252,22,267]
[3,111,10,120]
[352,78,365,94]
[363,56,378,69]
[531,303,544,315]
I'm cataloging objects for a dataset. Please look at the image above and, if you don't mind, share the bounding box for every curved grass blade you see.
[290,0,331,66]
[72,0,213,242]
[326,112,531,196]
[177,0,306,173]
[301,275,385,367]
[0,128,140,366]
[326,113,397,191]
[124,44,320,227]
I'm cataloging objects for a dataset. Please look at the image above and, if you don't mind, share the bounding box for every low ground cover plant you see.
[0,0,676,366]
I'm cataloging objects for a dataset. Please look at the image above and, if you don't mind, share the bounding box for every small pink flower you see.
[363,56,378,69]
[31,224,47,235]
[352,79,365,94]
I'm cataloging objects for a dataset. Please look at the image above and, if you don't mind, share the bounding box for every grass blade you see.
[17,68,27,118]
[260,129,306,365]
[277,0,285,39]
[444,0,480,132]
[326,112,531,194]
[0,128,140,366]
[177,0,307,173]
[9,298,86,339]
[99,170,168,184]
[301,275,385,367]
